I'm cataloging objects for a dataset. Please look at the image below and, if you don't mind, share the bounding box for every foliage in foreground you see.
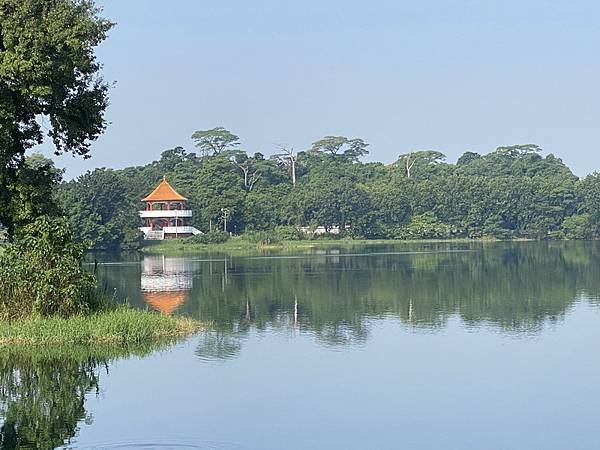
[0,0,112,237]
[0,216,200,342]
[0,216,98,320]
[0,212,202,342]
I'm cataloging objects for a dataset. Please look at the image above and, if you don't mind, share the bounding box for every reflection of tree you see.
[0,355,100,448]
[95,242,600,354]
[195,331,242,362]
[178,242,600,345]
[311,322,370,346]
[0,345,161,448]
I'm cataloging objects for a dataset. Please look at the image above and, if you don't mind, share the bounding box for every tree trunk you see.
[291,157,296,186]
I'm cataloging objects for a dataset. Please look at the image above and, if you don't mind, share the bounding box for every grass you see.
[143,236,271,254]
[142,235,512,255]
[0,306,202,346]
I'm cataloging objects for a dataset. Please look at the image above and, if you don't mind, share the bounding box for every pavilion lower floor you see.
[140,226,202,240]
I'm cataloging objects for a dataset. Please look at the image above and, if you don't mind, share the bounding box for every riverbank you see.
[0,307,201,346]
[141,236,512,255]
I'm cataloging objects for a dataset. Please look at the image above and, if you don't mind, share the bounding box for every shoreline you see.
[140,236,539,255]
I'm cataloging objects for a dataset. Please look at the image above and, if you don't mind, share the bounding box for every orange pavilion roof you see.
[142,176,187,202]
[143,291,187,315]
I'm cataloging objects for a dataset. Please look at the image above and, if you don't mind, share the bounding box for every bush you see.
[0,216,98,320]
[482,215,514,240]
[120,228,144,250]
[349,214,387,239]
[273,226,304,241]
[394,212,451,240]
[562,214,594,240]
[189,230,230,245]
[243,231,280,245]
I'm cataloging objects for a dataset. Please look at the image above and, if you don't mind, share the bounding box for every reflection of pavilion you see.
[141,255,193,315]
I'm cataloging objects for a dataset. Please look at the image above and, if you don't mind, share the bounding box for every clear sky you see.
[45,0,600,178]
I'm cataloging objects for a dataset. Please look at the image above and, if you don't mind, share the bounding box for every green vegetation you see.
[0,0,115,320]
[0,307,200,346]
[0,216,99,320]
[142,234,494,255]
[0,1,200,345]
[189,230,231,245]
[0,0,112,237]
[0,215,201,344]
[56,132,600,251]
[144,235,268,254]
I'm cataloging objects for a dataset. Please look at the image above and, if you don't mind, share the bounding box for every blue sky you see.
[45,0,600,177]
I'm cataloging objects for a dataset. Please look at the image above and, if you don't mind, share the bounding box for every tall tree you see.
[191,127,240,158]
[457,151,481,166]
[156,146,196,172]
[274,145,297,186]
[229,151,273,191]
[495,144,541,158]
[7,154,63,231]
[57,168,133,250]
[395,151,446,179]
[309,136,369,161]
[0,0,112,235]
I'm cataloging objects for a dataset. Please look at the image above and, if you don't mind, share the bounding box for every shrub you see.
[349,214,387,239]
[394,212,451,240]
[0,216,98,320]
[189,230,230,245]
[562,214,594,240]
[482,215,513,240]
[243,231,280,245]
[121,228,144,250]
[273,226,304,241]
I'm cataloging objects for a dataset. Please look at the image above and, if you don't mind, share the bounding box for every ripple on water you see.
[70,439,241,450]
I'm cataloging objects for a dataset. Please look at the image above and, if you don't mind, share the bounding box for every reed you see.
[0,306,201,346]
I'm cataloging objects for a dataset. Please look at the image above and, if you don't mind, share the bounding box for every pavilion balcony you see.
[163,226,202,235]
[139,210,193,218]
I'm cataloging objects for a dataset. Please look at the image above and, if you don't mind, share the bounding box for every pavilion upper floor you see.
[139,209,193,218]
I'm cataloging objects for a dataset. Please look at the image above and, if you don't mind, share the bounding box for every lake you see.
[3,241,600,449]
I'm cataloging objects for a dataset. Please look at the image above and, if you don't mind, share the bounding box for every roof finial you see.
[163,175,167,182]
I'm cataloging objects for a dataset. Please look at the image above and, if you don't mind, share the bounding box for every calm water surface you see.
[3,242,600,449]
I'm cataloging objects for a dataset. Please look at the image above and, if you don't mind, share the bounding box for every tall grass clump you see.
[0,307,200,345]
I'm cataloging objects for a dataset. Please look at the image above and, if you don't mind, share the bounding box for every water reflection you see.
[95,242,600,358]
[141,255,193,314]
[0,345,173,449]
[195,331,242,362]
[0,352,99,449]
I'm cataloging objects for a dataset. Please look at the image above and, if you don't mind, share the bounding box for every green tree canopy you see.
[55,131,598,246]
[309,136,369,161]
[191,127,240,158]
[0,0,112,235]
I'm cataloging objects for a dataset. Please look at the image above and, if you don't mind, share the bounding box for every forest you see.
[49,127,600,250]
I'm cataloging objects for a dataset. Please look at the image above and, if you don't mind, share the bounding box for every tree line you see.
[52,127,600,249]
